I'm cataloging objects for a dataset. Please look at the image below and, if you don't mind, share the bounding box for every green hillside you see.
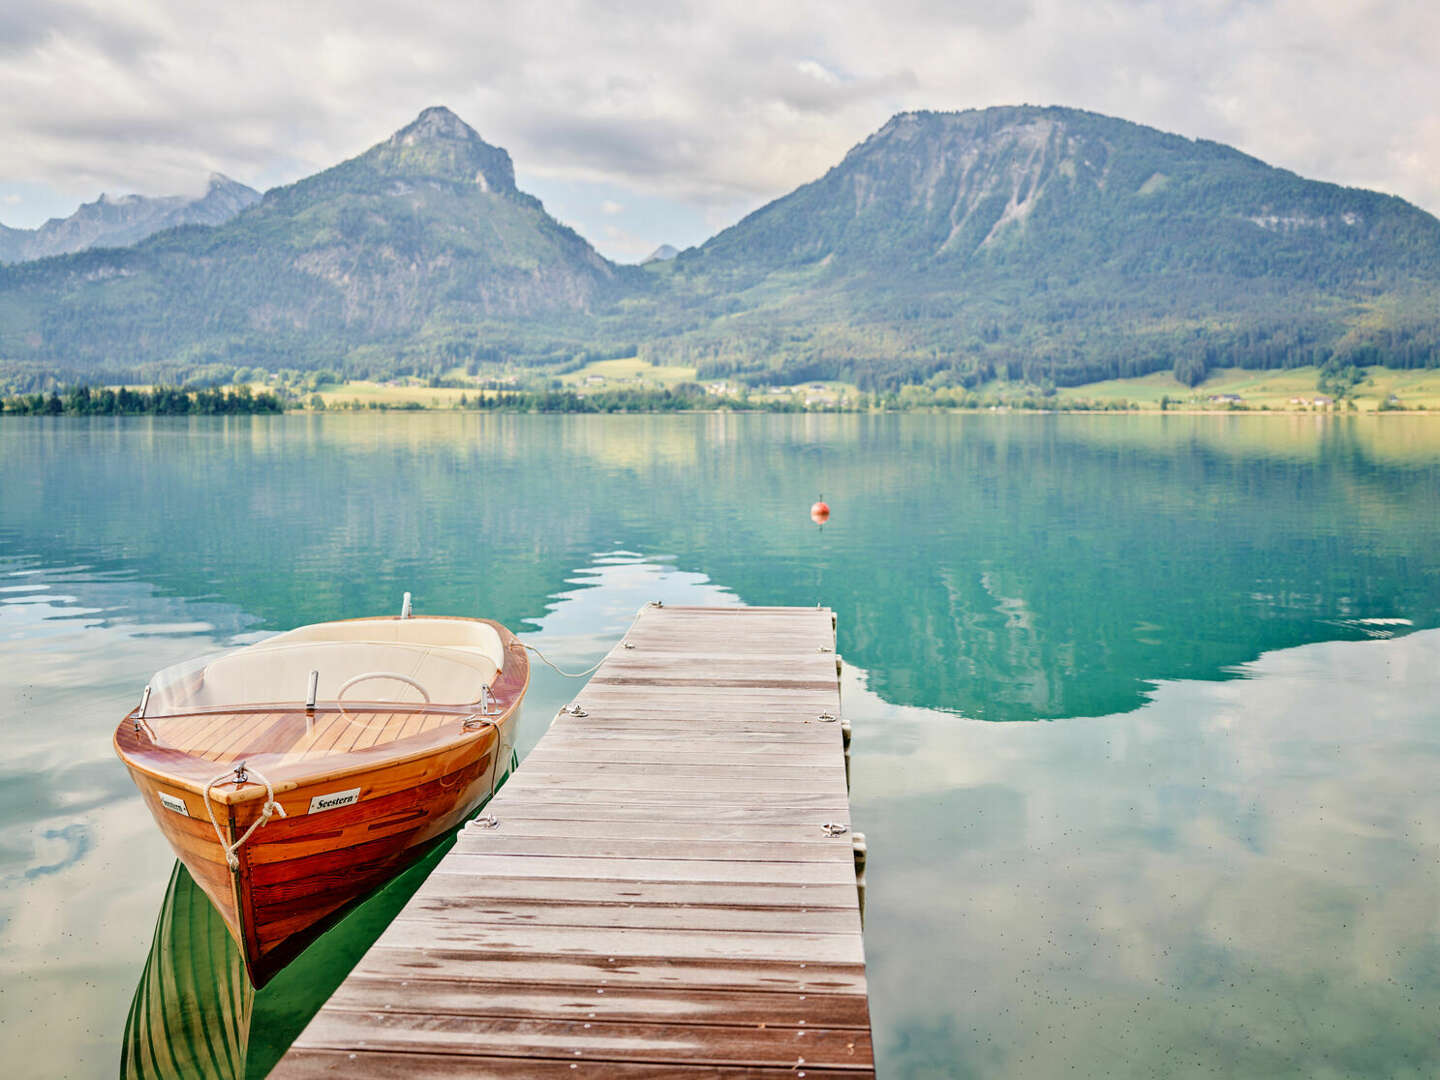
[0,107,629,387]
[638,107,1440,389]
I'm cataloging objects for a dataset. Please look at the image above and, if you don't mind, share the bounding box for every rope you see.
[204,763,287,870]
[522,643,605,679]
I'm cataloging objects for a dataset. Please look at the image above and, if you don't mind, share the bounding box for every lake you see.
[2,412,1437,1078]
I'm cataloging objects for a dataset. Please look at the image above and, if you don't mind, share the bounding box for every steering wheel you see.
[335,671,432,706]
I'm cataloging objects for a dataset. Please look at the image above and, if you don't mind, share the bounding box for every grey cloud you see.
[0,0,1436,234]
[0,0,156,59]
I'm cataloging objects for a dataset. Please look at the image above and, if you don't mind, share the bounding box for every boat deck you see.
[272,604,874,1077]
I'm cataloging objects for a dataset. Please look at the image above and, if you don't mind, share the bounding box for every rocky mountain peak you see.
[367,106,517,193]
[0,173,260,263]
[395,105,476,143]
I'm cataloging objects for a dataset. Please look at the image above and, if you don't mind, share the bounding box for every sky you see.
[1,0,1437,262]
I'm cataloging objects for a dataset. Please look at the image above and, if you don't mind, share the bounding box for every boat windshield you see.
[143,639,500,717]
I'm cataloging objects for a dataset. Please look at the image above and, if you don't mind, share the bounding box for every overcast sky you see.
[1,0,1436,261]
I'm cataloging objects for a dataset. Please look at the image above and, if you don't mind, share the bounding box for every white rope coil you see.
[204,764,287,870]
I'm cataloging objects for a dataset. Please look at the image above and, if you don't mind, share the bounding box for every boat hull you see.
[115,615,529,987]
[124,729,506,986]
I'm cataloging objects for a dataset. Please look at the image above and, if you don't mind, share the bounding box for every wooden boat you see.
[114,609,528,987]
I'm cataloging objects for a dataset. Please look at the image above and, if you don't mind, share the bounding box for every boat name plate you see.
[308,788,361,814]
[157,791,189,817]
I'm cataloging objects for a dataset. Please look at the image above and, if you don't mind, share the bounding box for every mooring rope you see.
[521,643,605,679]
[203,763,287,870]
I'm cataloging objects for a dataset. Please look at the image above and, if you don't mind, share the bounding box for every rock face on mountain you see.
[0,174,260,263]
[234,105,621,326]
[0,107,625,380]
[694,106,1440,274]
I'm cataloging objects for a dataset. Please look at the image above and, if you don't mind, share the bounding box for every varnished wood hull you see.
[122,733,504,986]
[116,616,529,987]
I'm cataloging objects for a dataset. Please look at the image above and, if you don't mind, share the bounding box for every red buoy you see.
[810,500,831,524]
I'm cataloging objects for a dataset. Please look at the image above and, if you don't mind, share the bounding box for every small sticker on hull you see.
[308,788,361,814]
[158,791,189,816]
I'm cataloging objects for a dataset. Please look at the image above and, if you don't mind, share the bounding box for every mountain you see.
[650,106,1440,387]
[0,174,260,263]
[698,107,1440,272]
[0,107,626,384]
[642,244,679,264]
[1,104,1438,392]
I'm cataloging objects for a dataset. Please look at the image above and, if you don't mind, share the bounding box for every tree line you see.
[0,384,284,416]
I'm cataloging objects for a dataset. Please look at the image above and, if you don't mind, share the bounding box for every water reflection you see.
[852,627,1440,1077]
[4,414,1438,722]
[4,416,1440,1078]
[120,839,458,1080]
[121,863,250,1080]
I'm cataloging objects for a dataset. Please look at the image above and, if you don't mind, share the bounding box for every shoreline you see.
[4,405,1435,419]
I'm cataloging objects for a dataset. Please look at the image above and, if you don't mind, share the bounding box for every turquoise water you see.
[1,413,1438,1077]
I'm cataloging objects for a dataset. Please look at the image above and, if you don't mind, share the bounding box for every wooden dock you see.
[272,604,873,1078]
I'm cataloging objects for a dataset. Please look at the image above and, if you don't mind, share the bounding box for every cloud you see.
[0,0,1435,254]
[599,199,623,216]
[600,222,658,262]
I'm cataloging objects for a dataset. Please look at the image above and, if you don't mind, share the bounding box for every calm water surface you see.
[1,413,1437,1077]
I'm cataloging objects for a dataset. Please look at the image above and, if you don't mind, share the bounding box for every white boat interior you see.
[143,618,506,716]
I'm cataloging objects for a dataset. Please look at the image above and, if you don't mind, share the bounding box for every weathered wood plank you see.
[351,947,869,994]
[396,897,862,934]
[293,1010,872,1068]
[455,816,856,843]
[411,874,860,908]
[374,921,866,964]
[523,747,841,767]
[431,853,858,885]
[274,1048,874,1078]
[276,605,871,1075]
[512,761,848,781]
[463,802,854,827]
[451,834,855,863]
[481,790,851,813]
[323,977,872,1027]
[500,772,847,795]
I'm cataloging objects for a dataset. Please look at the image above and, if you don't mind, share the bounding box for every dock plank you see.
[294,1011,872,1068]
[324,977,872,1027]
[273,605,872,1077]
[347,949,869,994]
[396,898,861,934]
[278,1049,875,1078]
[441,835,855,863]
[407,874,861,908]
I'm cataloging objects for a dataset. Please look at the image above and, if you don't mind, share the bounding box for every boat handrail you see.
[335,671,432,706]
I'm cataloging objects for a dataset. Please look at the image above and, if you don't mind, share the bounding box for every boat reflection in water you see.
[120,754,514,1080]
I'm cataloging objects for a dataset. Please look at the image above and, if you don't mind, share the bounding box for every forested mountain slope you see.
[641,107,1440,388]
[0,108,627,386]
